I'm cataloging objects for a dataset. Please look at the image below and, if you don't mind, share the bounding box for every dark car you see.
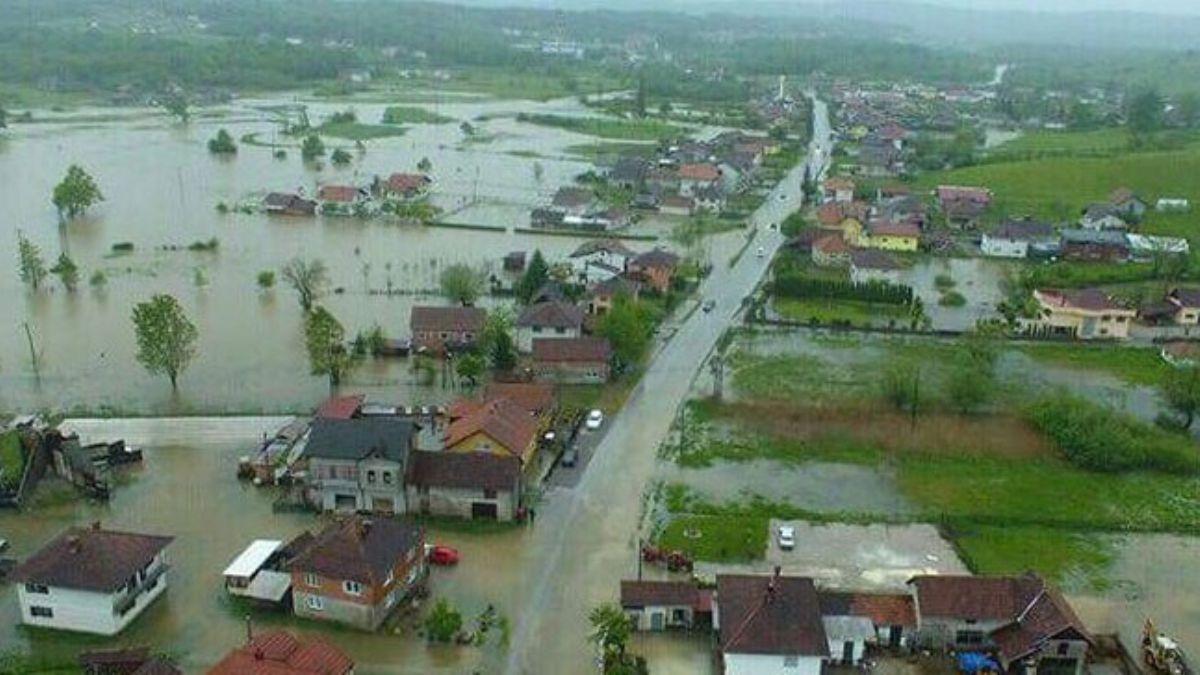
[560,446,578,467]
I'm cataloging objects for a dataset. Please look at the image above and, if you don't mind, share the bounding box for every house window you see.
[1058,642,1070,656]
[555,327,567,335]
[304,573,320,588]
[533,326,543,333]
[483,488,497,499]
[367,470,376,483]
[305,596,325,611]
[783,655,799,668]
[956,630,985,645]
[382,472,392,484]
[29,606,53,618]
[344,580,363,596]
[24,583,49,595]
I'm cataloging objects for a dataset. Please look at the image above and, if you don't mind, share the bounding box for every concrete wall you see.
[981,236,1028,258]
[533,361,610,385]
[722,653,823,675]
[18,556,167,635]
[626,604,694,631]
[517,325,581,353]
[913,617,1006,650]
[310,458,406,514]
[411,484,518,521]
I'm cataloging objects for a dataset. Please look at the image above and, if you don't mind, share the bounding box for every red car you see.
[427,545,460,566]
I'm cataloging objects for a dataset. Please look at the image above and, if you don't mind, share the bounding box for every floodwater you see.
[896,257,1008,331]
[0,92,670,415]
[0,421,536,673]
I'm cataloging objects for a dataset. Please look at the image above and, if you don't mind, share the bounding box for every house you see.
[909,574,1092,675]
[79,648,181,675]
[608,157,650,190]
[659,193,695,217]
[1079,203,1126,230]
[849,249,905,284]
[714,571,829,675]
[822,176,856,204]
[444,397,539,465]
[936,186,992,227]
[587,276,642,316]
[1167,288,1200,325]
[381,172,431,201]
[677,163,722,197]
[981,218,1056,259]
[407,450,522,521]
[303,417,415,515]
[1021,288,1136,339]
[515,301,585,352]
[812,234,852,267]
[10,523,172,635]
[621,580,712,631]
[694,185,726,213]
[532,337,612,384]
[317,394,365,420]
[481,382,557,417]
[1127,233,1190,261]
[569,239,636,284]
[864,220,920,252]
[316,185,369,215]
[288,516,426,631]
[818,591,916,657]
[551,187,596,217]
[627,248,681,293]
[1156,197,1190,212]
[264,192,317,216]
[877,123,909,150]
[208,629,355,674]
[410,306,487,353]
[1059,229,1129,262]
[1110,187,1147,220]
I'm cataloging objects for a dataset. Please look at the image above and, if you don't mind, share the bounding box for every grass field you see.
[518,113,687,141]
[987,127,1136,160]
[317,121,407,141]
[0,430,23,488]
[1018,342,1171,386]
[773,297,910,326]
[564,141,660,160]
[950,525,1114,591]
[381,105,454,125]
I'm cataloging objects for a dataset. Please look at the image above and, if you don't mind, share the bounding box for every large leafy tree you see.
[588,603,647,675]
[439,263,485,306]
[132,294,198,390]
[50,253,79,292]
[304,305,352,387]
[52,165,104,219]
[1127,88,1164,135]
[596,295,658,371]
[1163,364,1200,430]
[17,232,47,290]
[515,249,550,304]
[478,309,517,372]
[281,258,328,312]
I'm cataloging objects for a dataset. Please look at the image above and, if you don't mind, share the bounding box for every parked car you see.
[702,299,716,313]
[756,246,766,258]
[560,446,578,467]
[777,525,795,551]
[427,545,460,566]
[585,409,604,430]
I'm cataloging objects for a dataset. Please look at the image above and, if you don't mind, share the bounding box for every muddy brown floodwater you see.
[0,93,664,415]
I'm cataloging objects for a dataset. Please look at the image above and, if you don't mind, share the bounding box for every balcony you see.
[113,563,168,617]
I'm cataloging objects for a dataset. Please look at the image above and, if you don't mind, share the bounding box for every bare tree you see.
[281,258,329,312]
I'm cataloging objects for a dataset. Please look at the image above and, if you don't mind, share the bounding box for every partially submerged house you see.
[208,629,355,675]
[444,397,539,466]
[410,306,487,354]
[407,451,522,521]
[303,417,416,515]
[532,337,613,384]
[981,218,1056,259]
[1022,288,1136,340]
[264,192,318,216]
[515,301,585,352]
[627,248,681,293]
[620,580,712,632]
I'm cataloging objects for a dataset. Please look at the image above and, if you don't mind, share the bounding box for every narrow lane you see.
[504,95,831,674]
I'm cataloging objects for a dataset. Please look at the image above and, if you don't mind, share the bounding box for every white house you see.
[1080,203,1126,230]
[715,572,828,675]
[11,524,173,635]
[981,219,1057,259]
[568,239,637,284]
[1156,198,1190,212]
[515,301,584,353]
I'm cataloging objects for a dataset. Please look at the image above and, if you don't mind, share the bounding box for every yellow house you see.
[836,217,864,247]
[444,398,539,466]
[1022,289,1135,340]
[864,221,920,252]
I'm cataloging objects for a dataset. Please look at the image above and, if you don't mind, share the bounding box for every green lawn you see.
[1018,342,1171,386]
[317,122,408,141]
[987,127,1136,160]
[381,105,454,125]
[517,113,687,141]
[564,142,660,160]
[0,430,24,488]
[773,297,909,327]
[951,525,1114,591]
[658,514,769,562]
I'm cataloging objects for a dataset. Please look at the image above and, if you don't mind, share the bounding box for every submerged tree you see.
[589,603,646,675]
[1163,364,1200,430]
[331,148,352,165]
[50,253,79,292]
[301,134,325,160]
[281,258,329,312]
[304,305,353,388]
[515,250,550,304]
[439,263,485,306]
[207,129,238,154]
[17,232,47,291]
[132,294,198,390]
[478,309,517,372]
[52,165,104,220]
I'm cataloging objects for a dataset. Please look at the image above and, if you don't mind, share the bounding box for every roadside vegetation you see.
[516,113,686,141]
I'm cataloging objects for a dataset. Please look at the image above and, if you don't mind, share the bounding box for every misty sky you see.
[924,0,1200,13]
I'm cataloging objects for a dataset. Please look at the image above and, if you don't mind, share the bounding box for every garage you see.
[471,502,498,520]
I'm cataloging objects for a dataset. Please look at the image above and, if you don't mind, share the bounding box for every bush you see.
[773,273,913,306]
[111,242,134,252]
[939,291,967,306]
[1026,393,1200,474]
[424,598,463,642]
[934,274,956,291]
[257,270,276,289]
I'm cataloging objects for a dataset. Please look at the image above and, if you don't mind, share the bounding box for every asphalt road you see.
[504,96,832,674]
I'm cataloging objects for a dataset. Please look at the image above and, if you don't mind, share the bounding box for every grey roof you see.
[608,157,649,183]
[305,417,415,463]
[1060,228,1128,246]
[516,301,585,329]
[990,218,1055,241]
[1083,203,1122,220]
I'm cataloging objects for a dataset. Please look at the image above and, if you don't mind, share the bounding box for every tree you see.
[331,148,352,165]
[256,270,276,290]
[1177,91,1200,129]
[417,156,432,172]
[455,352,485,386]
[1163,364,1200,430]
[515,250,550,303]
[589,603,646,675]
[634,74,647,118]
[479,310,517,372]
[281,258,328,312]
[881,360,920,418]
[304,306,353,388]
[52,165,104,219]
[132,294,198,390]
[160,92,189,123]
[1127,88,1164,135]
[207,129,237,154]
[50,253,79,292]
[424,598,463,642]
[439,263,485,306]
[17,232,47,291]
[0,106,7,129]
[596,296,658,370]
[301,134,325,160]
[945,340,996,414]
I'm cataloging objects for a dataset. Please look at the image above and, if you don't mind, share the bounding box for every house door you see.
[373,498,394,515]
[334,494,357,512]
[889,625,903,648]
[650,611,664,631]
[842,641,855,664]
[471,502,498,520]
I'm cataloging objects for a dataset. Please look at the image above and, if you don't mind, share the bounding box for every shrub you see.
[111,242,134,252]
[257,270,276,289]
[939,291,967,306]
[934,274,956,290]
[424,599,463,642]
[1026,393,1200,474]
[773,273,914,306]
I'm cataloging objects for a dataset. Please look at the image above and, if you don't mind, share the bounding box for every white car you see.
[778,525,795,550]
[585,409,604,430]
[756,246,766,258]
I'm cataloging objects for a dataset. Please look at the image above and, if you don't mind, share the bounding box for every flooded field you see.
[0,423,537,673]
[0,93,673,415]
[896,257,1008,331]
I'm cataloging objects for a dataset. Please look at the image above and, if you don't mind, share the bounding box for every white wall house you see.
[715,573,830,675]
[11,525,173,635]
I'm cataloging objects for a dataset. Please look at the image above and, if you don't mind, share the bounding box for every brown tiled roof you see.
[532,337,612,364]
[813,234,851,255]
[386,172,430,195]
[1036,288,1127,313]
[678,163,721,181]
[588,276,642,299]
[817,202,845,227]
[621,580,701,608]
[407,451,521,492]
[410,306,486,333]
[516,301,584,329]
[991,218,1054,241]
[937,185,992,203]
[444,397,538,460]
[570,238,637,259]
[869,220,921,238]
[716,574,828,656]
[909,573,1044,621]
[315,394,364,420]
[208,630,354,675]
[11,525,173,593]
[631,248,680,269]
[991,587,1092,666]
[824,176,856,191]
[287,516,423,587]
[1170,288,1200,308]
[316,185,360,203]
[850,249,903,271]
[818,591,916,627]
[483,382,557,416]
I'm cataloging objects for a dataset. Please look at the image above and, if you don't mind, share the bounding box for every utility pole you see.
[710,354,724,401]
[23,322,39,379]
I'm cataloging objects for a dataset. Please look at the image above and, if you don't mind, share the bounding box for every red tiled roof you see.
[316,185,360,203]
[444,397,538,460]
[315,394,364,420]
[1036,288,1126,313]
[11,525,173,593]
[909,574,1043,621]
[532,337,612,364]
[482,382,557,416]
[818,591,916,627]
[869,220,921,238]
[813,234,851,255]
[678,163,721,182]
[386,172,430,195]
[991,588,1092,666]
[621,580,702,608]
[287,516,423,587]
[207,630,354,675]
[937,185,992,204]
[407,450,521,492]
[410,306,486,333]
[717,574,828,656]
[817,202,845,227]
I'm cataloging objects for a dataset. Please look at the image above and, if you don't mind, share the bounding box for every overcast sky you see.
[923,0,1200,13]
